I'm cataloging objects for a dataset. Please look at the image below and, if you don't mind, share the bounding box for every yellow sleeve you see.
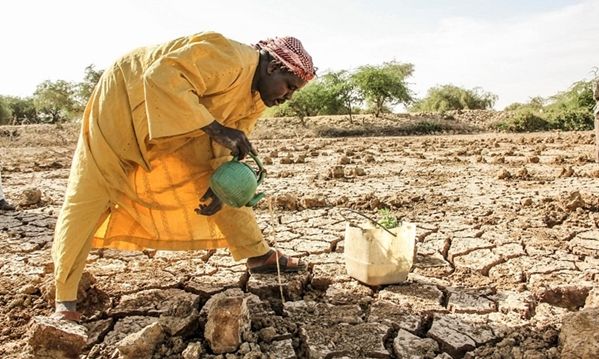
[143,40,241,141]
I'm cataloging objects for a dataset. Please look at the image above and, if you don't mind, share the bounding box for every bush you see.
[411,85,497,113]
[547,108,594,131]
[494,110,551,132]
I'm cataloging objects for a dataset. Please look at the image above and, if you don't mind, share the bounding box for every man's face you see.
[258,61,307,107]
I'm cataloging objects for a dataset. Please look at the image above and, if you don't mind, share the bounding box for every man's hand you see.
[201,121,256,160]
[195,187,223,216]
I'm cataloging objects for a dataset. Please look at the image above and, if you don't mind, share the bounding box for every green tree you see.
[352,61,414,117]
[411,84,497,113]
[320,70,362,120]
[0,97,12,125]
[33,80,79,123]
[77,64,103,108]
[283,81,331,125]
[2,96,37,124]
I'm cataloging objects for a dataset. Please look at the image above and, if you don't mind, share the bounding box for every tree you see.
[320,70,362,121]
[352,61,414,117]
[77,64,103,109]
[2,96,37,124]
[283,81,330,125]
[33,80,79,123]
[410,84,497,113]
[0,97,12,125]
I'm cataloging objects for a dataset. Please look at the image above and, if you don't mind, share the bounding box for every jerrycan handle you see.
[340,208,397,237]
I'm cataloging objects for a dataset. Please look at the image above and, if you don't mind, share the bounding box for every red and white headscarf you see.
[255,37,316,81]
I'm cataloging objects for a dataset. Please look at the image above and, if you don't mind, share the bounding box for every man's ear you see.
[266,60,278,75]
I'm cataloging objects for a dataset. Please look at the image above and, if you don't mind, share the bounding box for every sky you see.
[1,0,598,109]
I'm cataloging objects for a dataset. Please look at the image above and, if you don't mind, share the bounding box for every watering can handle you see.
[249,153,266,185]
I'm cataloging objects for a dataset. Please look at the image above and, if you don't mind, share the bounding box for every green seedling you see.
[378,208,398,229]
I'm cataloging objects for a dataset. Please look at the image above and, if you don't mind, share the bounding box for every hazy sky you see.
[1,0,598,109]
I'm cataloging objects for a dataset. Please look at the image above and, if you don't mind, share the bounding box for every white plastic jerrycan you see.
[344,221,416,286]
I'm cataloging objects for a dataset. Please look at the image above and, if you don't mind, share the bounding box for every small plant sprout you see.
[378,208,398,229]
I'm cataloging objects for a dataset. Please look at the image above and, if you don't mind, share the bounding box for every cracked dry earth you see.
[1,128,599,358]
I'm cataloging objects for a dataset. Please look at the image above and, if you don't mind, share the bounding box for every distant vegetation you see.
[495,79,596,132]
[0,60,597,134]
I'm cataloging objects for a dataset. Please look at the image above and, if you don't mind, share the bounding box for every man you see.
[0,171,15,211]
[51,33,315,321]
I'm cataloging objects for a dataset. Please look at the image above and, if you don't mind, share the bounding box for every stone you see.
[28,316,88,359]
[368,299,426,333]
[534,284,592,310]
[247,270,310,301]
[19,187,43,207]
[329,165,345,178]
[427,317,475,358]
[496,169,511,179]
[585,287,599,308]
[202,289,254,354]
[301,322,390,358]
[311,263,351,290]
[447,291,497,314]
[377,282,445,314]
[284,301,363,326]
[559,308,599,359]
[393,329,439,359]
[182,342,204,359]
[453,248,502,275]
[494,291,535,319]
[325,280,373,305]
[264,339,296,359]
[117,322,165,359]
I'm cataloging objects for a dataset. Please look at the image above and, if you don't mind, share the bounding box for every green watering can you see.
[209,153,266,207]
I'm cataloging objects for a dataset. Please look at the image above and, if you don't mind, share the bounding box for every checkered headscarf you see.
[255,37,316,81]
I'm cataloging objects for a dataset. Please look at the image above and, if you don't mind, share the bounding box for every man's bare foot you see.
[247,249,305,273]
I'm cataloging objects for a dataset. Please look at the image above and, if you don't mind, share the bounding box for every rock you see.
[534,284,592,310]
[264,339,295,359]
[521,198,533,206]
[585,287,599,308]
[182,342,204,359]
[559,308,599,359]
[496,169,511,180]
[300,196,328,209]
[329,165,345,179]
[377,282,445,314]
[19,187,42,207]
[338,156,351,165]
[258,327,278,343]
[325,281,373,305]
[559,166,575,178]
[247,270,310,301]
[301,322,390,358]
[368,299,426,333]
[453,248,503,275]
[352,167,367,176]
[427,317,475,357]
[447,291,497,314]
[280,154,294,164]
[117,322,165,359]
[202,289,253,354]
[28,316,88,359]
[528,156,540,163]
[311,263,351,290]
[284,301,363,326]
[393,329,439,359]
[562,191,585,212]
[262,156,273,165]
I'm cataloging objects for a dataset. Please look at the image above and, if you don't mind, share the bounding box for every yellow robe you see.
[52,32,269,301]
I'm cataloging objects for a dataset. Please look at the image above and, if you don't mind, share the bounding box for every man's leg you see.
[212,205,303,271]
[52,139,111,317]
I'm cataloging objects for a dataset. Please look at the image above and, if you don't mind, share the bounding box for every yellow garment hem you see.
[91,236,229,252]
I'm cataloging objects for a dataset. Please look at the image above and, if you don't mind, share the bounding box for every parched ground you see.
[0,121,598,358]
